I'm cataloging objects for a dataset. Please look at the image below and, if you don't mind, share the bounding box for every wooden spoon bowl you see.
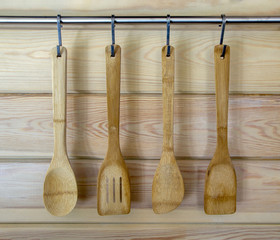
[44,167,77,216]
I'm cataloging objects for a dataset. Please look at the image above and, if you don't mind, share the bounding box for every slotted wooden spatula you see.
[43,47,78,216]
[152,46,184,214]
[97,45,130,216]
[204,45,237,215]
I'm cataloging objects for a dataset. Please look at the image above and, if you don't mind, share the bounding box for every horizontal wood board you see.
[0,159,280,223]
[0,30,280,93]
[1,224,280,240]
[1,1,280,237]
[1,0,280,16]
[0,94,280,158]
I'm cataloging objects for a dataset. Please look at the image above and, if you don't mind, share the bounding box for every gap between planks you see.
[1,159,280,223]
[1,92,280,96]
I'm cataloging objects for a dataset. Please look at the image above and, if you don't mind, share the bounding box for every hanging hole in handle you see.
[57,46,61,58]
[166,45,171,58]
[220,45,227,59]
[111,45,115,58]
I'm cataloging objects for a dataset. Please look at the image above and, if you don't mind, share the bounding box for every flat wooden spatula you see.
[97,45,130,216]
[204,45,237,215]
[152,46,184,214]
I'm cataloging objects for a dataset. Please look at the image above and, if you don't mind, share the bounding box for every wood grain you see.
[3,208,280,224]
[1,0,280,236]
[0,94,280,159]
[1,159,280,219]
[152,46,184,214]
[97,45,130,215]
[43,47,78,217]
[205,45,237,215]
[1,224,280,240]
[0,30,280,94]
[1,0,280,16]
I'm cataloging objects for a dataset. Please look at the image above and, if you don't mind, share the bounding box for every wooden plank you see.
[2,208,280,224]
[0,29,280,94]
[1,224,280,239]
[0,94,280,158]
[1,0,280,16]
[0,159,280,223]
[2,0,280,234]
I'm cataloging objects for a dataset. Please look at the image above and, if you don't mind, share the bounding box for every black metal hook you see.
[56,14,62,57]
[111,15,115,57]
[166,14,171,57]
[220,14,227,59]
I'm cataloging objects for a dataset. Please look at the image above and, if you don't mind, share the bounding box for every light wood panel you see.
[204,45,237,215]
[0,30,280,93]
[0,94,280,158]
[0,159,280,224]
[152,46,185,214]
[42,47,78,217]
[1,224,280,240]
[1,0,280,16]
[2,208,280,224]
[97,45,131,216]
[1,0,280,238]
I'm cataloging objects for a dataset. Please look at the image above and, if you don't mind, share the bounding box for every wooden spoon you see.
[43,47,78,217]
[204,45,237,215]
[152,46,184,214]
[97,45,130,216]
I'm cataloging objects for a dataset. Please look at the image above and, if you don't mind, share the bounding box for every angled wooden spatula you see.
[204,45,237,215]
[43,47,78,216]
[97,45,130,216]
[152,46,184,214]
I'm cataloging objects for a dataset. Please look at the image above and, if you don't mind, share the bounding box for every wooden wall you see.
[1,1,280,239]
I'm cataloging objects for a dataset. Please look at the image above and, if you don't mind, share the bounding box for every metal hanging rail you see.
[0,16,280,24]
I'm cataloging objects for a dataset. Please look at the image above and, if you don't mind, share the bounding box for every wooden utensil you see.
[97,45,130,216]
[43,47,78,217]
[204,45,237,215]
[152,46,184,214]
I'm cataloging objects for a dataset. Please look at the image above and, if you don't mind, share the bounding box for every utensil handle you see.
[215,45,230,151]
[106,45,121,151]
[52,47,67,159]
[162,45,175,152]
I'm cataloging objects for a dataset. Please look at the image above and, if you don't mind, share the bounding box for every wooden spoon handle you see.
[214,45,230,149]
[162,45,175,152]
[105,45,121,151]
[51,46,67,159]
